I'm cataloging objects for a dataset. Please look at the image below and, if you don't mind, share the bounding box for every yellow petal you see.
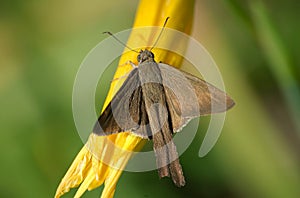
[55,0,195,197]
[55,146,92,198]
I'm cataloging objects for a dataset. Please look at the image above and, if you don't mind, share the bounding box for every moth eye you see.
[150,52,154,58]
[137,54,141,62]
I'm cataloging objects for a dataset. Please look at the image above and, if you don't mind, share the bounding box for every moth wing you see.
[158,63,235,132]
[93,68,151,138]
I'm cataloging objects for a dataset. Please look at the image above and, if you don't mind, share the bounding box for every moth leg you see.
[110,73,130,82]
[111,61,138,82]
[118,60,138,68]
[128,61,138,69]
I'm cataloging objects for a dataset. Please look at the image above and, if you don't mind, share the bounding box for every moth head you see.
[137,49,154,63]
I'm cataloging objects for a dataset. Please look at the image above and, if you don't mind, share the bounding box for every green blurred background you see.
[0,0,299,197]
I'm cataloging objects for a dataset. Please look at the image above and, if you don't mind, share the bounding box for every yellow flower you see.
[55,0,195,197]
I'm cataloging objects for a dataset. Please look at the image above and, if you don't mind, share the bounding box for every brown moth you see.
[93,19,235,187]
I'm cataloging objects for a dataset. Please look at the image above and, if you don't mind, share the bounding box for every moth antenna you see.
[150,17,170,51]
[103,31,139,53]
